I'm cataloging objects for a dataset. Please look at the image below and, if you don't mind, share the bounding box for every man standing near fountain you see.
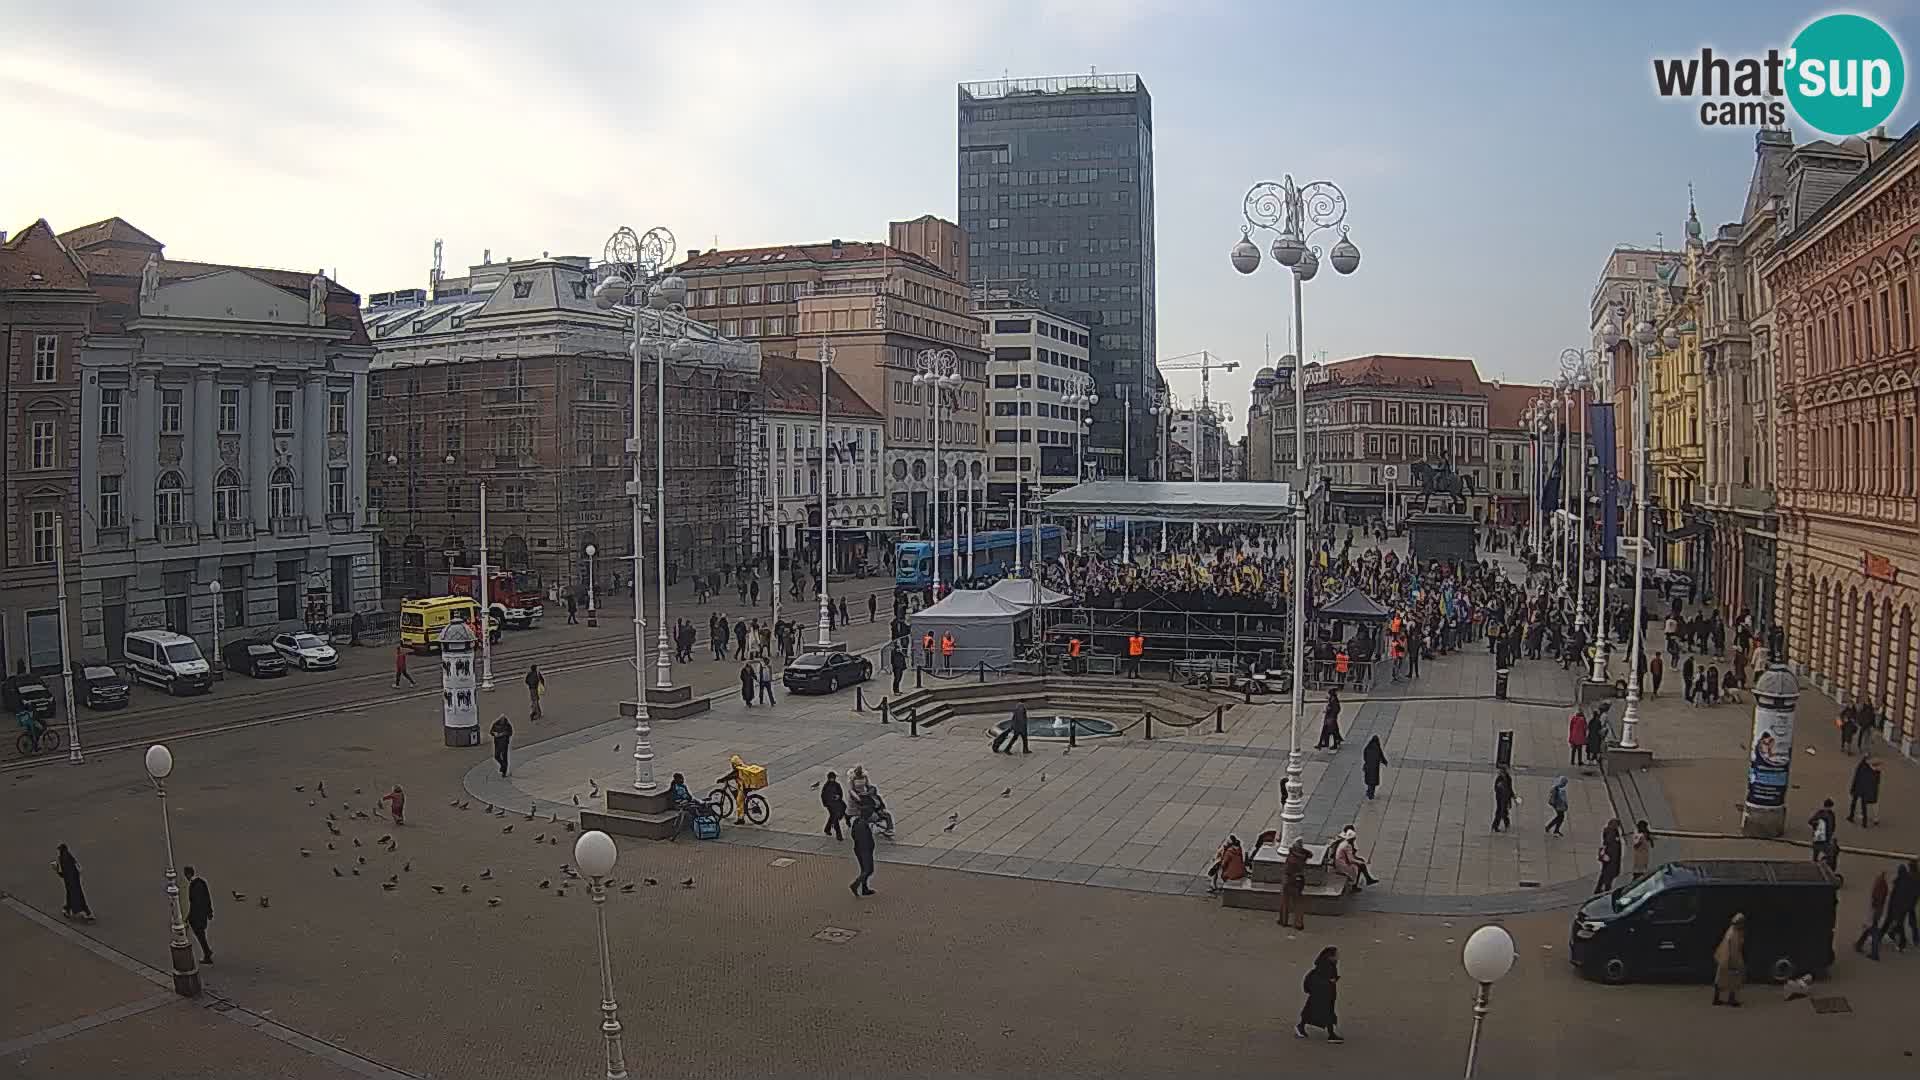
[993,701,1031,755]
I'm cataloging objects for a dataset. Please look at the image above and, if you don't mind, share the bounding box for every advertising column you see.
[1741,662,1800,838]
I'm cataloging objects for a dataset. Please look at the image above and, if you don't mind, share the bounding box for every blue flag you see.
[1588,403,1618,560]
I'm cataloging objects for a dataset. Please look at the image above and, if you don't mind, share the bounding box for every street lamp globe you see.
[654,274,688,309]
[1329,229,1361,275]
[445,452,457,465]
[585,543,597,558]
[1295,248,1321,282]
[1602,321,1621,349]
[1462,925,1517,983]
[1230,231,1262,275]
[1270,229,1307,267]
[574,829,618,878]
[209,580,221,596]
[385,453,398,467]
[145,743,174,781]
[1662,326,1682,350]
[592,275,628,311]
[1632,321,1656,346]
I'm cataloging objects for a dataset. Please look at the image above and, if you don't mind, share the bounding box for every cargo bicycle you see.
[705,775,771,825]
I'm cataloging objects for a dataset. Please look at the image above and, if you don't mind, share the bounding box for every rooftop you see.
[0,219,92,292]
[959,74,1143,100]
[1311,354,1488,394]
[761,354,881,420]
[679,241,942,276]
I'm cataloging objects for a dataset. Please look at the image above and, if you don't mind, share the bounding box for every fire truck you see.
[446,567,545,630]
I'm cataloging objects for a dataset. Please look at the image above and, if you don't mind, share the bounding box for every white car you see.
[273,632,338,671]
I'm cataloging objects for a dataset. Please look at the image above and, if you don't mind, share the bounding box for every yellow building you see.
[1649,199,1709,574]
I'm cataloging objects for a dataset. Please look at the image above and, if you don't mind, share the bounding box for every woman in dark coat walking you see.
[1361,736,1388,799]
[849,808,877,896]
[821,771,847,841]
[1595,818,1624,894]
[1491,767,1515,832]
[1850,756,1882,826]
[739,664,757,707]
[55,843,92,920]
[490,715,514,776]
[1296,946,1342,1042]
[1316,688,1343,750]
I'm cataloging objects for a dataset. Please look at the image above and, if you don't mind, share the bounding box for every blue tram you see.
[894,526,1063,593]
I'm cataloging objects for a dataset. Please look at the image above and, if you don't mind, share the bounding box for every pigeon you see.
[1041,772,1048,783]
[1001,788,1011,797]
[294,785,305,792]
[572,795,580,806]
[620,883,635,893]
[943,822,956,832]
[494,808,506,818]
[643,878,659,887]
[257,896,270,909]
[358,856,367,865]
[460,884,472,894]
[527,805,537,820]
[326,822,341,836]
[589,780,600,795]
[327,842,335,851]
[352,811,369,820]
[533,834,545,843]
[300,848,312,858]
[308,800,316,807]
[402,862,411,873]
[317,781,326,797]
[332,867,344,878]
[449,799,461,807]
[326,812,337,821]
[564,822,576,833]
[381,881,397,891]
[557,889,567,899]
[810,780,821,789]
[680,877,695,888]
[231,891,246,902]
[431,885,445,894]
[550,813,559,824]
[353,838,362,847]
[354,788,363,795]
[487,897,501,907]
[351,868,360,876]
[949,812,959,820]
[549,837,559,845]
[502,825,514,834]
[538,879,551,889]
[458,801,470,811]
[480,868,493,880]
[386,874,399,885]
[377,835,392,846]
[614,744,620,753]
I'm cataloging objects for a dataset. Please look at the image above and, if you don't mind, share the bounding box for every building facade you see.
[1485,382,1554,528]
[977,299,1090,513]
[676,231,988,537]
[362,253,763,601]
[59,219,378,661]
[1651,211,1708,577]
[1592,246,1685,486]
[1769,125,1920,754]
[760,355,886,573]
[0,221,93,673]
[957,74,1158,480]
[1166,407,1228,482]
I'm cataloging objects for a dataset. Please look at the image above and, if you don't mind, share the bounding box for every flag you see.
[1539,421,1566,519]
[1588,402,1619,560]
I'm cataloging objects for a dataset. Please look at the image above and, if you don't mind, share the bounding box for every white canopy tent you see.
[986,578,1069,609]
[908,587,1032,669]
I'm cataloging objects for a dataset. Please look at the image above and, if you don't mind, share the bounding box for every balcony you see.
[272,515,309,536]
[159,524,197,545]
[218,520,252,541]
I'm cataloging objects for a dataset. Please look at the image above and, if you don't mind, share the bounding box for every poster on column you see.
[1745,694,1794,808]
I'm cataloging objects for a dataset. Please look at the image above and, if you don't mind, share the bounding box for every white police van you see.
[123,630,212,695]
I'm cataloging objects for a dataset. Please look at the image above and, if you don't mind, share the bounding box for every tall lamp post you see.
[912,348,961,594]
[1234,173,1362,849]
[814,339,836,647]
[1148,389,1173,552]
[1561,350,1594,642]
[55,513,81,762]
[1619,320,1667,750]
[143,744,200,997]
[1460,924,1517,1079]
[573,830,629,1080]
[1064,373,1097,550]
[1573,334,1619,683]
[594,223,681,792]
[208,579,224,679]
[584,542,598,628]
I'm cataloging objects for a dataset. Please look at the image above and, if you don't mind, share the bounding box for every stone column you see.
[250,373,273,531]
[302,374,326,525]
[192,370,216,530]
[131,371,159,542]
[348,375,369,531]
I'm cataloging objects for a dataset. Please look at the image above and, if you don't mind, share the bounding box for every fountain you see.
[993,714,1121,742]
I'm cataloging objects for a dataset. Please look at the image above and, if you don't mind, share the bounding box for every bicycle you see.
[705,775,770,825]
[15,716,62,758]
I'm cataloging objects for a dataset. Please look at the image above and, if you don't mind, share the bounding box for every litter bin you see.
[1494,667,1511,701]
[1496,729,1514,769]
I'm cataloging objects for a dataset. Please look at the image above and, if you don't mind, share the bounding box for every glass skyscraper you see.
[958,74,1157,480]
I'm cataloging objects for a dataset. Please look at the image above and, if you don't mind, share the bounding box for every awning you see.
[1316,587,1394,622]
[1035,480,1297,524]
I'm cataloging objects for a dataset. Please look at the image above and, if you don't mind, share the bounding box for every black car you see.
[1,673,57,720]
[73,663,129,710]
[783,651,872,694]
[1570,859,1837,985]
[223,640,288,678]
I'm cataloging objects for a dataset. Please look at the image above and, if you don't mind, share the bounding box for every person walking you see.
[757,658,776,706]
[1649,653,1664,697]
[1544,776,1569,836]
[1682,655,1697,704]
[55,843,92,921]
[566,593,578,625]
[868,593,877,624]
[1630,819,1653,880]
[1855,869,1889,961]
[1295,947,1343,1043]
[1840,703,1859,753]
[393,645,416,688]
[1315,688,1343,751]
[1849,756,1881,826]
[734,619,749,661]
[1595,818,1623,894]
[1884,861,1920,951]
[739,663,757,707]
[1568,709,1587,767]
[489,715,513,776]
[1492,766,1515,833]
[1664,614,1682,665]
[1809,799,1839,871]
[1585,709,1608,771]
[820,771,847,841]
[1711,913,1746,1006]
[848,807,877,896]
[1361,735,1388,799]
[380,785,406,826]
[525,664,546,722]
[992,700,1031,754]
[839,596,850,629]
[890,641,907,694]
[185,865,214,964]
[1275,837,1309,930]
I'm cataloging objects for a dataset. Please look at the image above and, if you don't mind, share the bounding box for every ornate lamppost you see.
[912,349,961,593]
[143,744,200,997]
[1619,319,1665,749]
[573,830,629,1079]
[1233,174,1362,848]
[1064,373,1097,549]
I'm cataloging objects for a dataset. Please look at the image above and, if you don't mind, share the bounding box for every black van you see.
[1569,859,1837,985]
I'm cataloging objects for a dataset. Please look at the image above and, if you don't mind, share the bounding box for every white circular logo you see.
[1384,465,1399,480]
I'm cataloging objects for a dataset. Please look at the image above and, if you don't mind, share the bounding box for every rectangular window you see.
[721,320,738,337]
[221,565,246,628]
[161,388,183,433]
[744,318,761,336]
[30,509,56,564]
[1901,282,1913,350]
[745,286,762,303]
[218,388,240,432]
[328,467,348,514]
[30,419,56,469]
[99,388,122,436]
[98,475,123,529]
[724,287,740,305]
[32,335,57,382]
[274,389,294,432]
[767,283,786,302]
[767,316,785,335]
[328,390,349,434]
[277,559,302,622]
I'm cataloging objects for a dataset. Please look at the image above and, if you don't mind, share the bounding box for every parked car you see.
[273,632,338,671]
[73,663,130,710]
[223,640,288,679]
[124,630,212,696]
[1569,859,1837,985]
[782,651,872,694]
[2,672,57,720]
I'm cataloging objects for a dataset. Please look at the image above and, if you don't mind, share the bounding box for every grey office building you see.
[958,74,1158,480]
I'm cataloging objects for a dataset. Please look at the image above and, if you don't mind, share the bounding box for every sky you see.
[5,0,1917,436]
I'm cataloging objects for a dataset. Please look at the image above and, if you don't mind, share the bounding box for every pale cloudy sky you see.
[5,0,1915,432]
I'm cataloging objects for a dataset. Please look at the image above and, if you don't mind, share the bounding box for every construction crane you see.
[1157,350,1239,414]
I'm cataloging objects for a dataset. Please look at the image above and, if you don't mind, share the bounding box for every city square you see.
[6,4,1920,1078]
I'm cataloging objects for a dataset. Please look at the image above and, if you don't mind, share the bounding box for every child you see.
[381,785,406,825]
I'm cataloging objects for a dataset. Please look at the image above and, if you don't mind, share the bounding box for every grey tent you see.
[1316,587,1394,623]
[909,588,1031,670]
[986,578,1069,610]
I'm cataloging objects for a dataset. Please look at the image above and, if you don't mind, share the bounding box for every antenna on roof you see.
[429,238,443,303]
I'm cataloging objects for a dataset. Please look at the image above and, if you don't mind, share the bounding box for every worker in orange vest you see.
[921,630,935,671]
[1126,633,1145,679]
[1067,636,1083,674]
[940,631,955,671]
[1390,635,1407,683]
[1334,648,1351,689]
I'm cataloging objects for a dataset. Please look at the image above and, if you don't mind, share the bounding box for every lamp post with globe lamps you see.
[912,349,962,595]
[574,830,629,1080]
[1063,374,1097,550]
[144,744,200,997]
[1618,320,1666,750]
[815,338,837,648]
[1561,349,1597,647]
[584,543,598,628]
[1581,326,1622,683]
[1233,173,1361,848]
[208,579,223,679]
[1460,924,1516,1079]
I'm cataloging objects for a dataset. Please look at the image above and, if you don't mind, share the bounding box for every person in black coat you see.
[1884,860,1920,949]
[992,701,1030,754]
[1850,756,1883,826]
[1492,767,1515,832]
[739,664,757,707]
[890,642,907,694]
[1296,947,1342,1042]
[849,809,877,896]
[821,771,847,841]
[185,865,214,963]
[489,715,513,776]
[1362,735,1388,800]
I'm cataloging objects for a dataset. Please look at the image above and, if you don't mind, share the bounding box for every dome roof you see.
[1253,367,1277,386]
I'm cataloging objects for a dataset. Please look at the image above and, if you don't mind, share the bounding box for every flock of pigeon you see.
[299,779,695,908]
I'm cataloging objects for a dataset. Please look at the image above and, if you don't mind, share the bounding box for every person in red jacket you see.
[1568,710,1588,767]
[393,645,415,688]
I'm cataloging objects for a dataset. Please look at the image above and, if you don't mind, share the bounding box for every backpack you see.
[1549,785,1568,812]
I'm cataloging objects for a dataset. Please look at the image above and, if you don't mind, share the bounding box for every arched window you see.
[214,468,244,523]
[270,466,297,520]
[155,470,186,526]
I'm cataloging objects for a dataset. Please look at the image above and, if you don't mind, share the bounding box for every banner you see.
[1539,421,1566,521]
[1588,403,1618,560]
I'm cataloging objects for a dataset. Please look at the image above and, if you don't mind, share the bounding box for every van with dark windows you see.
[1569,859,1836,985]
[123,630,212,696]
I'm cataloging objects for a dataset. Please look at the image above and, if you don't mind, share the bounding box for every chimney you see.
[482,248,491,265]
[686,249,701,258]
[831,238,844,259]
[0,230,8,244]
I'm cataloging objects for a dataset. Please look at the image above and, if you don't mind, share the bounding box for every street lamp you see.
[1561,348,1599,645]
[1064,373,1097,549]
[584,543,598,628]
[1460,924,1516,1079]
[54,513,81,763]
[573,830,629,1080]
[1148,390,1174,551]
[143,744,200,997]
[815,339,836,648]
[912,348,962,594]
[208,579,224,679]
[1235,173,1361,850]
[594,223,678,792]
[1620,319,1659,750]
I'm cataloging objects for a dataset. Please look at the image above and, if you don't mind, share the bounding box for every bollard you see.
[977,660,986,683]
[1215,704,1224,733]
[1145,712,1153,740]
[855,684,865,712]
[1068,717,1078,748]
[880,697,891,724]
[908,709,919,737]
[916,666,923,689]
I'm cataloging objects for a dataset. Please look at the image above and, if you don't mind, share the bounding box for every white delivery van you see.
[123,630,213,695]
